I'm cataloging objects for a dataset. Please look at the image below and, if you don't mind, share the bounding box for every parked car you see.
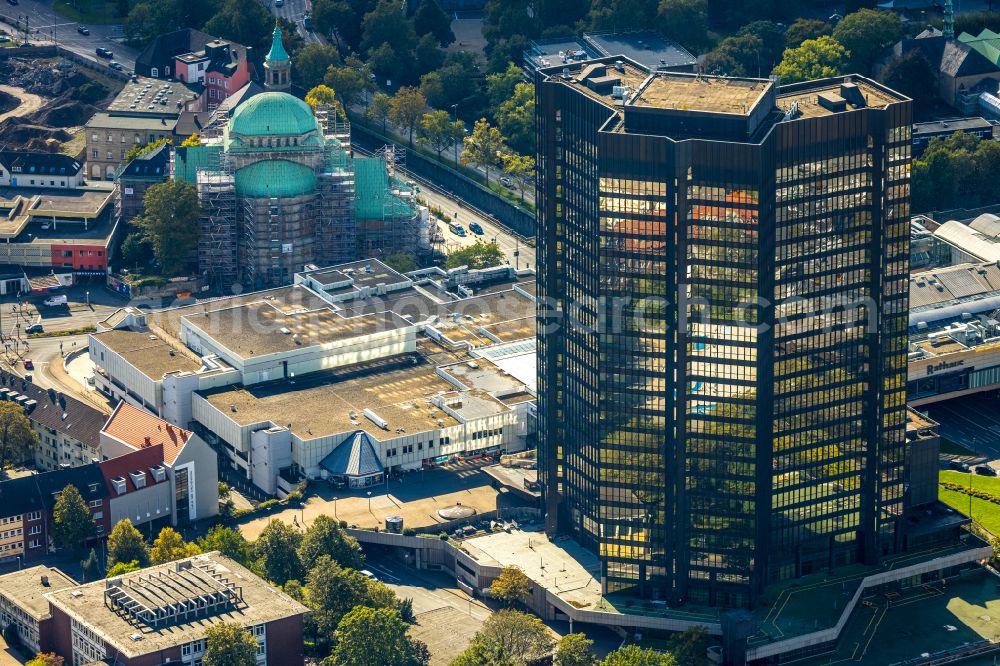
[22,358,32,370]
[274,0,283,5]
[25,324,43,334]
[95,47,113,58]
[499,176,513,188]
[469,222,484,235]
[977,465,997,476]
[449,223,466,237]
[43,294,67,307]
[949,460,966,471]
[76,25,89,35]
[359,570,378,581]
[303,14,313,30]
[109,61,124,71]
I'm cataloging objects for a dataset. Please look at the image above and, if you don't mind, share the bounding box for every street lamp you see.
[367,490,372,514]
[332,496,338,520]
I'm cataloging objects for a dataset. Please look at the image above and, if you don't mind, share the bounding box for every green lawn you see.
[939,470,1000,494]
[938,487,1000,536]
[53,0,124,25]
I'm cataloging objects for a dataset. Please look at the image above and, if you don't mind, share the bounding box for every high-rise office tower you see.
[536,60,911,608]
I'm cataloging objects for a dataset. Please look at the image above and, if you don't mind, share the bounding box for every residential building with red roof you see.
[100,401,218,525]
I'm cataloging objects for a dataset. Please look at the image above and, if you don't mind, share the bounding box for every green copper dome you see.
[235,160,316,197]
[228,92,320,137]
[267,24,289,62]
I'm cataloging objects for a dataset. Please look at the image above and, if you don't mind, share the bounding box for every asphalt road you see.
[264,0,322,46]
[926,393,1000,459]
[1,0,137,71]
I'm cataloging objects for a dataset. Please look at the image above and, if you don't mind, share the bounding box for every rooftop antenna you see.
[943,0,954,39]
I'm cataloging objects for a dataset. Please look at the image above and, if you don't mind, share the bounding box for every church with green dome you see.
[175,26,426,290]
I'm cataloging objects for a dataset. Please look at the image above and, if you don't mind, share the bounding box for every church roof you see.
[228,92,321,137]
[266,24,289,63]
[320,431,383,478]
[235,159,316,198]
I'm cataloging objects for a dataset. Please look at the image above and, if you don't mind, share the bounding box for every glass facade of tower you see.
[537,62,911,608]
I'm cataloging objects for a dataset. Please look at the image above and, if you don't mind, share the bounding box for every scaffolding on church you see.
[195,149,238,292]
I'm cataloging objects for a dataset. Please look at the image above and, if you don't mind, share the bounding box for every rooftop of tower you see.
[631,72,772,115]
[539,56,909,139]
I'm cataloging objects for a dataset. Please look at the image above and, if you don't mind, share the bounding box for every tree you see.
[419,110,464,161]
[106,560,142,577]
[52,485,93,552]
[486,62,523,113]
[199,525,253,566]
[328,607,427,666]
[446,241,505,270]
[555,634,598,666]
[125,137,171,164]
[181,133,202,147]
[832,9,902,74]
[501,153,535,202]
[107,519,150,568]
[878,50,936,118]
[313,0,371,52]
[589,0,657,31]
[665,627,708,665]
[120,231,152,270]
[773,36,848,83]
[736,21,786,74]
[136,180,200,276]
[295,43,341,90]
[657,0,708,53]
[0,401,38,470]
[496,83,534,155]
[298,514,364,569]
[368,92,393,134]
[125,0,184,47]
[26,655,63,666]
[490,566,532,606]
[324,64,368,108]
[306,555,399,635]
[81,548,101,583]
[150,527,201,564]
[785,18,832,48]
[463,119,507,184]
[73,80,109,104]
[454,610,553,666]
[414,0,454,46]
[203,0,274,52]
[415,33,445,73]
[384,251,418,273]
[204,622,258,666]
[254,519,303,585]
[305,84,342,118]
[362,0,418,81]
[601,645,676,666]
[390,87,428,145]
[702,34,762,77]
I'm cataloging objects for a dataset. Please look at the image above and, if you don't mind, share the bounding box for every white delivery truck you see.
[43,294,67,307]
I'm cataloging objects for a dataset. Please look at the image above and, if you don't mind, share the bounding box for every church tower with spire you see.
[264,23,291,92]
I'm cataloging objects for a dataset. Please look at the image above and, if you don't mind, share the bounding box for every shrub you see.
[402,527,416,536]
[257,499,280,511]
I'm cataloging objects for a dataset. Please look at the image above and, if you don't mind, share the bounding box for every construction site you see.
[175,96,430,292]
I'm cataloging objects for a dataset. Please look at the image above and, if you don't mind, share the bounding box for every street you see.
[0,0,137,71]
[264,0,322,45]
[926,394,1000,459]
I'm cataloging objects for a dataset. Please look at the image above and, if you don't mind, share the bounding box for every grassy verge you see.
[28,325,96,338]
[53,0,124,24]
[940,436,978,457]
[939,486,1000,535]
[940,469,1000,493]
